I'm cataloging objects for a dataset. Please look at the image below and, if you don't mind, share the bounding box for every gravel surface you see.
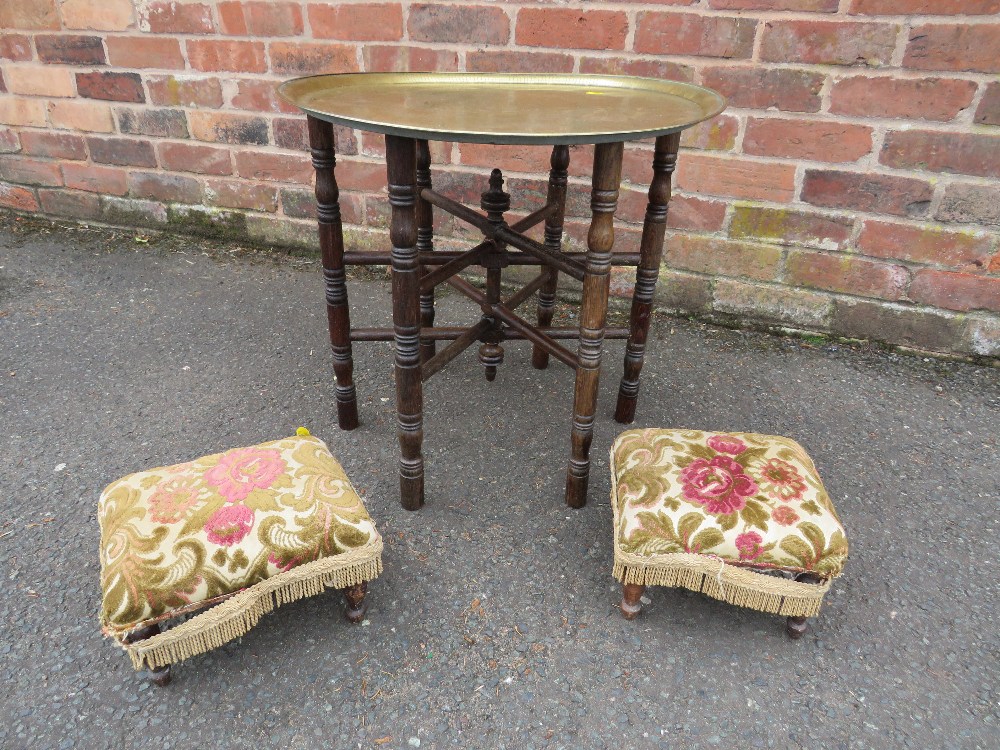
[1,219,997,749]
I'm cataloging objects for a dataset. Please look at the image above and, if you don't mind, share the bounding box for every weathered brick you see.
[106,36,184,69]
[635,13,756,58]
[700,66,824,113]
[0,98,48,127]
[0,156,62,186]
[87,136,156,167]
[713,279,832,328]
[832,299,965,353]
[858,219,993,270]
[713,0,836,8]
[936,183,1000,228]
[666,235,782,281]
[38,188,101,219]
[36,35,106,65]
[268,41,358,75]
[787,250,909,299]
[363,45,459,73]
[19,132,86,160]
[904,24,1000,73]
[458,144,550,174]
[0,184,39,211]
[0,128,19,154]
[0,35,33,61]
[245,214,319,248]
[117,108,189,138]
[0,0,59,31]
[675,154,797,202]
[802,170,933,217]
[129,171,202,204]
[466,50,574,74]
[851,0,1000,13]
[61,0,133,31]
[830,76,978,121]
[205,178,278,212]
[409,4,509,44]
[964,316,1000,357]
[189,112,269,145]
[0,70,5,95]
[652,269,713,314]
[158,142,232,175]
[5,66,76,98]
[910,270,1000,312]
[279,187,321,219]
[309,3,402,41]
[231,79,299,114]
[681,115,739,151]
[234,152,313,184]
[147,76,223,108]
[187,40,266,74]
[666,195,727,233]
[761,20,897,66]
[76,71,145,103]
[744,118,873,162]
[880,131,1000,179]
[328,158,386,192]
[63,162,127,194]
[976,83,1000,127]
[272,118,307,151]
[144,1,214,33]
[517,8,628,51]
[579,56,693,82]
[48,100,114,133]
[100,195,167,227]
[730,206,854,250]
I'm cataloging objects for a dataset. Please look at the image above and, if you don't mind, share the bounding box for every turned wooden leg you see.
[479,169,510,382]
[615,133,680,424]
[786,572,823,639]
[343,582,368,623]
[621,583,645,621]
[386,135,425,511]
[532,145,570,369]
[565,141,623,509]
[416,139,436,363]
[125,623,172,687]
[308,115,359,431]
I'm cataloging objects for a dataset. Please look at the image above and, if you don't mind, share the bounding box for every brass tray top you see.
[278,73,726,145]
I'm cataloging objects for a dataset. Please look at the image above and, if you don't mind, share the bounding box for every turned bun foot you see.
[786,615,809,639]
[621,582,645,620]
[343,582,368,623]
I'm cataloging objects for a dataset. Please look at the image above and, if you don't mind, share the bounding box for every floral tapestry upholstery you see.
[611,429,848,617]
[99,433,382,668]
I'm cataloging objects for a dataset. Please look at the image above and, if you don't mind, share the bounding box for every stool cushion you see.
[99,433,382,668]
[611,429,847,616]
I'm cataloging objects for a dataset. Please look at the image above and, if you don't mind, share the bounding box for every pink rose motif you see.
[204,504,255,547]
[204,447,286,503]
[735,531,765,561]
[148,475,202,524]
[771,505,799,526]
[752,458,807,502]
[706,435,747,455]
[679,456,759,515]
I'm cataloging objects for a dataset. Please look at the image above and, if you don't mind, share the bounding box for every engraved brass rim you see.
[278,73,726,145]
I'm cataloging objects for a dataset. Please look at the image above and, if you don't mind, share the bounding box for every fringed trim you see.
[118,541,382,670]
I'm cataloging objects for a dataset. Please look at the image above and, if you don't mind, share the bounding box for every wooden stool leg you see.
[786,572,823,639]
[343,582,368,623]
[565,141,623,509]
[308,115,359,431]
[532,145,570,369]
[621,582,645,620]
[125,623,172,687]
[416,139,436,363]
[386,135,425,511]
[614,133,680,424]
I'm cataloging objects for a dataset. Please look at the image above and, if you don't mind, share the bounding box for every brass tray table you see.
[279,73,726,511]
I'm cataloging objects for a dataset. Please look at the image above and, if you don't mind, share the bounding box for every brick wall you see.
[1,0,998,358]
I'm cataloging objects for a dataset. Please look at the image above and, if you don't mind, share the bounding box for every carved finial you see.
[489,168,504,192]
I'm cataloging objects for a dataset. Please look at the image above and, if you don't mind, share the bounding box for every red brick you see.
[117,108,189,138]
[802,170,933,217]
[730,206,854,249]
[19,132,87,160]
[975,83,1000,127]
[48,100,114,133]
[220,1,303,36]
[189,111,269,145]
[76,71,145,103]
[830,76,977,121]
[269,41,359,75]
[712,0,836,7]
[458,144,550,173]
[466,50,573,74]
[0,184,39,211]
[666,235,782,281]
[761,20,897,66]
[309,3,402,41]
[107,36,184,69]
[0,156,63,186]
[636,13,755,59]
[700,67,824,113]
[936,183,1000,228]
[158,142,232,175]
[38,188,100,219]
[667,195,727,233]
[231,79,299,114]
[0,35,33,61]
[147,76,223,108]
[850,0,1000,13]
[333,158,388,192]
[787,250,909,299]
[0,70,5,95]
[129,171,202,203]
[880,131,1000,179]
[517,8,628,51]
[61,0,133,30]
[87,136,156,167]
[858,220,994,270]
[63,162,127,195]
[205,178,278,212]
[579,56,693,83]
[744,118,873,162]
[408,4,509,45]
[0,128,16,156]
[5,66,76,97]
[681,115,739,151]
[36,35,106,65]
[234,152,313,184]
[910,270,1000,312]
[187,39,266,73]
[0,0,59,30]
[904,25,1000,74]
[675,154,796,202]
[144,1,214,33]
[273,118,308,150]
[363,45,460,72]
[0,98,48,127]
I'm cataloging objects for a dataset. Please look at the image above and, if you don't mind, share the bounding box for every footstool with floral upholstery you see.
[610,429,848,638]
[98,429,383,684]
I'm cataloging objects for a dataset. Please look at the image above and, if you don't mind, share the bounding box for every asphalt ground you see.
[1,217,997,750]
